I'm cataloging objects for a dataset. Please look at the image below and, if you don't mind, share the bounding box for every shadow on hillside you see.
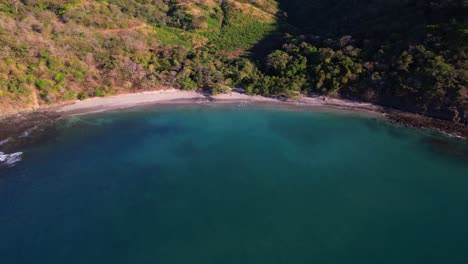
[248,0,466,60]
[247,1,296,60]
[247,0,341,60]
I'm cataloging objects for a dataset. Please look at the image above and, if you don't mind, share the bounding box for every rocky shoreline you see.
[0,90,466,157]
[385,110,468,140]
[0,111,61,152]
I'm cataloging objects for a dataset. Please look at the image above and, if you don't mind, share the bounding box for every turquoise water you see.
[1,105,467,263]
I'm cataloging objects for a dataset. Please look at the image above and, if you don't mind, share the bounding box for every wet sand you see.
[0,89,466,150]
[56,89,383,116]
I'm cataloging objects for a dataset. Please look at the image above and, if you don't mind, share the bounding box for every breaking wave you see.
[0,152,23,167]
[0,137,13,146]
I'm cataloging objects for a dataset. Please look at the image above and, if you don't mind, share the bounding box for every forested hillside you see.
[0,0,466,123]
[279,0,468,122]
[0,0,278,114]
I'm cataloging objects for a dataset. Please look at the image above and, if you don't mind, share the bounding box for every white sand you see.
[58,89,204,115]
[212,92,278,103]
[56,88,383,116]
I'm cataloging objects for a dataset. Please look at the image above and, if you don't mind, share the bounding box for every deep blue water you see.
[1,105,467,264]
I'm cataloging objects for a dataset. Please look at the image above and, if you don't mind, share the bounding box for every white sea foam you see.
[18,126,38,138]
[235,101,249,108]
[196,98,210,104]
[0,137,13,146]
[0,152,23,167]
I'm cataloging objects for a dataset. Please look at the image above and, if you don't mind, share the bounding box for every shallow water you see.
[1,105,467,264]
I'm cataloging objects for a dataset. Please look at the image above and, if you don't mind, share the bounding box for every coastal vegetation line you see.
[0,0,466,125]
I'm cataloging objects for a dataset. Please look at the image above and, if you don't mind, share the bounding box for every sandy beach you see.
[1,89,466,147]
[0,89,387,151]
[51,89,467,139]
[57,89,206,115]
[56,88,383,116]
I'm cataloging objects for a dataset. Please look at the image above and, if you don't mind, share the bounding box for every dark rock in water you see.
[421,137,468,163]
[0,111,61,151]
[386,111,468,140]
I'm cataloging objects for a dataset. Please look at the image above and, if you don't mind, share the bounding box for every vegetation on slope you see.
[0,0,466,124]
[277,0,467,122]
[0,0,276,114]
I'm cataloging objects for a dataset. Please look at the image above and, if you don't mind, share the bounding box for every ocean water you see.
[1,105,467,264]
